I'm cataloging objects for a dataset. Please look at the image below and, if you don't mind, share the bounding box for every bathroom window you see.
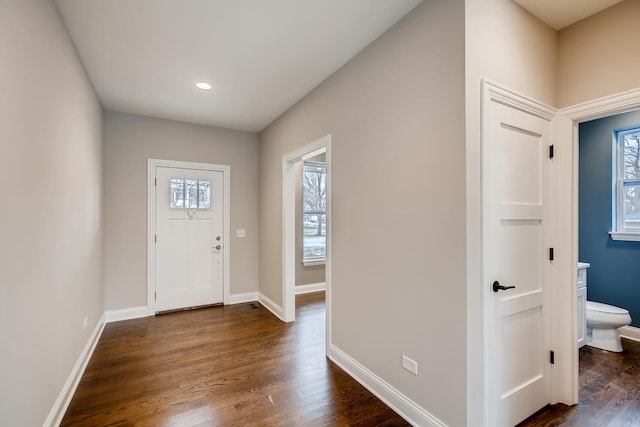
[302,161,326,265]
[611,127,640,241]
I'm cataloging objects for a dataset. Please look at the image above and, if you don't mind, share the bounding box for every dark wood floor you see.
[519,338,640,427]
[62,292,409,426]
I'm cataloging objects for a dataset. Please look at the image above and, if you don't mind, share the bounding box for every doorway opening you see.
[282,135,331,353]
[557,87,640,403]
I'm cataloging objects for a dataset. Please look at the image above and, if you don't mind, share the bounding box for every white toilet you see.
[586,301,632,352]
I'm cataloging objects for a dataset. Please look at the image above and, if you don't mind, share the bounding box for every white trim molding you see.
[329,345,446,427]
[105,306,149,323]
[295,282,326,295]
[227,292,259,305]
[561,87,640,123]
[620,325,640,343]
[609,231,640,242]
[302,259,325,267]
[258,292,284,321]
[44,313,106,427]
[485,81,556,121]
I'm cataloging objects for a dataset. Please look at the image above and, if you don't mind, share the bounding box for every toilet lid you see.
[586,301,629,315]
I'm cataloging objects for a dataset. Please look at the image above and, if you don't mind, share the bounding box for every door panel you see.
[192,217,214,288]
[484,98,552,426]
[155,166,224,312]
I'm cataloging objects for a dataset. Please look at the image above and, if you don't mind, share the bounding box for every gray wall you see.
[0,1,105,425]
[579,110,640,327]
[104,111,259,310]
[557,0,640,107]
[259,1,466,424]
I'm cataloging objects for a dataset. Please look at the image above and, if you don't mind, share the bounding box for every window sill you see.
[609,231,640,242]
[303,259,326,267]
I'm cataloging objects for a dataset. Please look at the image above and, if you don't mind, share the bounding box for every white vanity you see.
[577,262,590,348]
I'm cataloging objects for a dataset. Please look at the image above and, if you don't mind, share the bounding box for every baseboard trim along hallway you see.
[328,344,447,427]
[44,314,106,427]
[105,306,149,323]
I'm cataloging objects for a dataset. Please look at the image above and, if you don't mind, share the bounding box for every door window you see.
[170,178,211,209]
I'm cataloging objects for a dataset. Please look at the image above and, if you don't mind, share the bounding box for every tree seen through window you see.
[303,162,326,261]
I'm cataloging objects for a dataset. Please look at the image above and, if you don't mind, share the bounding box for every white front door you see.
[483,84,554,426]
[155,166,224,312]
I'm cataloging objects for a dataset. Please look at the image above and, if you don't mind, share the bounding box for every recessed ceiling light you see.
[195,81,213,90]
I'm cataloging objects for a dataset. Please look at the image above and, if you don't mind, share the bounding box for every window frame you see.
[611,127,640,241]
[302,161,327,265]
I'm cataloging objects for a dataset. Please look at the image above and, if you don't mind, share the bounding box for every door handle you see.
[213,245,222,251]
[492,281,515,293]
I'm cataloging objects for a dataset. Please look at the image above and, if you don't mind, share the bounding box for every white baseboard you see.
[44,313,106,427]
[105,306,149,323]
[328,344,447,427]
[104,294,263,322]
[227,292,259,305]
[258,292,284,321]
[620,325,640,342]
[295,282,326,295]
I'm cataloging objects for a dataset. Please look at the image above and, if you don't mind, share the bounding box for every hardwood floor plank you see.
[62,292,409,426]
[519,339,640,427]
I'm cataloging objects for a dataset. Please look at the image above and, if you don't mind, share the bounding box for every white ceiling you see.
[514,0,624,30]
[54,0,423,132]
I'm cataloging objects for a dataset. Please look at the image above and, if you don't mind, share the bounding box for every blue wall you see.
[579,110,640,327]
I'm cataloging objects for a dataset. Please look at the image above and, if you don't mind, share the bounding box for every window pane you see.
[185,179,198,208]
[623,182,640,229]
[198,180,211,209]
[170,178,184,208]
[623,131,640,180]
[303,214,326,259]
[302,162,326,260]
[303,166,326,213]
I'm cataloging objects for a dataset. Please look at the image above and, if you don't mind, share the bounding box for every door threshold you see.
[156,302,223,315]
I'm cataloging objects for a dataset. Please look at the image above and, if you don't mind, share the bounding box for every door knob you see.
[492,281,515,293]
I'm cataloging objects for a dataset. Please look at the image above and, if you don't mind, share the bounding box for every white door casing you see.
[282,135,331,349]
[148,159,231,314]
[482,81,556,427]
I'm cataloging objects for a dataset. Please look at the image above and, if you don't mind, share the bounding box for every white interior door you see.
[483,88,553,426]
[155,166,224,312]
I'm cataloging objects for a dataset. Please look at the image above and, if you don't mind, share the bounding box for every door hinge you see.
[549,247,554,261]
[154,291,156,300]
[549,144,554,159]
[154,234,157,243]
[550,350,555,364]
[155,177,157,186]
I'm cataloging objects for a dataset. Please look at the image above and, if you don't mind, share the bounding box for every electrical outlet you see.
[402,355,418,376]
[83,317,88,330]
[236,229,246,238]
